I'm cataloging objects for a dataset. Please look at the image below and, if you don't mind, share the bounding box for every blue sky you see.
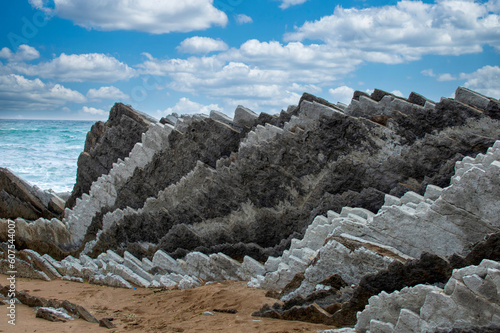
[0,0,499,120]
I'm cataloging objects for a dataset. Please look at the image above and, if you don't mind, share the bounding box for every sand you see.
[0,274,334,332]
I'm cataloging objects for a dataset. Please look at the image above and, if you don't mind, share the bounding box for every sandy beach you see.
[0,274,334,333]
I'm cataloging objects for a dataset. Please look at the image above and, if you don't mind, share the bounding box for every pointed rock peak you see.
[408,92,435,106]
[210,110,234,125]
[108,103,157,126]
[234,105,258,127]
[353,90,370,101]
[370,88,407,102]
[298,92,339,111]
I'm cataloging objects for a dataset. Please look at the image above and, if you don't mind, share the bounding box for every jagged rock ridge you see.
[87,87,500,259]
[65,103,155,209]
[1,87,500,263]
[1,138,499,331]
[0,168,65,220]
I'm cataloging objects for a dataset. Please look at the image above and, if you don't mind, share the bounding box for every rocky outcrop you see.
[84,87,500,261]
[1,87,499,264]
[0,167,65,220]
[1,136,500,331]
[66,103,155,208]
[248,140,500,328]
[354,259,500,332]
[0,283,99,323]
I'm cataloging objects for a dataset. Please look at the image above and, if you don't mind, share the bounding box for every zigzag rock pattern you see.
[79,87,500,260]
[66,103,155,209]
[0,87,499,332]
[1,138,499,331]
[1,87,500,261]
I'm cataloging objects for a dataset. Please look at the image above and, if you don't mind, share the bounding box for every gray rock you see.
[89,273,133,289]
[0,168,65,220]
[209,110,234,125]
[0,258,50,281]
[105,260,150,287]
[66,103,155,208]
[233,105,258,127]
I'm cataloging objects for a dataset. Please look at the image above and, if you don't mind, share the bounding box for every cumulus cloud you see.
[437,73,458,81]
[329,86,355,104]
[10,53,136,82]
[138,36,366,111]
[161,97,221,116]
[279,0,309,9]
[391,90,404,97]
[138,38,366,111]
[31,0,227,34]
[285,0,500,63]
[421,69,436,77]
[461,65,500,98]
[0,74,85,110]
[0,45,40,62]
[87,86,129,100]
[82,106,107,115]
[177,37,228,54]
[235,14,253,24]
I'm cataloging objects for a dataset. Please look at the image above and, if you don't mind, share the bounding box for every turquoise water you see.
[0,119,94,193]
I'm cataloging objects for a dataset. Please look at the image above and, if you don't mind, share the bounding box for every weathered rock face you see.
[354,259,500,333]
[0,168,65,220]
[88,87,500,260]
[2,87,500,264]
[65,103,155,208]
[250,140,500,328]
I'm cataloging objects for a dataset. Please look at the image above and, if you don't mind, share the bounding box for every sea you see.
[0,119,95,193]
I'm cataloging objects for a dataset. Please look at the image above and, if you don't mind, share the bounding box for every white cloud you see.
[87,86,129,100]
[11,53,136,82]
[391,90,404,97]
[437,73,458,81]
[177,37,228,54]
[33,0,227,34]
[82,106,107,115]
[0,45,40,62]
[138,39,363,112]
[329,86,355,104]
[461,65,500,98]
[285,0,500,63]
[235,14,253,24]
[279,0,309,9]
[421,69,436,77]
[0,74,85,110]
[160,97,221,116]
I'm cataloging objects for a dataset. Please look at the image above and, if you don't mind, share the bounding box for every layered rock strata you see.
[0,168,65,220]
[353,259,500,333]
[1,87,499,263]
[1,137,499,332]
[85,87,500,260]
[66,103,155,208]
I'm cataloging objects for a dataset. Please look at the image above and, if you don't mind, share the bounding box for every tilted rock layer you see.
[1,87,499,262]
[66,103,155,209]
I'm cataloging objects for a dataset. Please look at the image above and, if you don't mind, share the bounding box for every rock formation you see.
[1,87,499,331]
[0,167,65,220]
[0,139,498,330]
[65,103,155,208]
[1,87,500,260]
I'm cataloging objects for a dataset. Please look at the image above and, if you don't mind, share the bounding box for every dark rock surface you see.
[0,284,99,323]
[252,253,452,326]
[0,167,65,220]
[36,308,67,322]
[88,88,500,259]
[66,103,155,209]
[99,318,117,328]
